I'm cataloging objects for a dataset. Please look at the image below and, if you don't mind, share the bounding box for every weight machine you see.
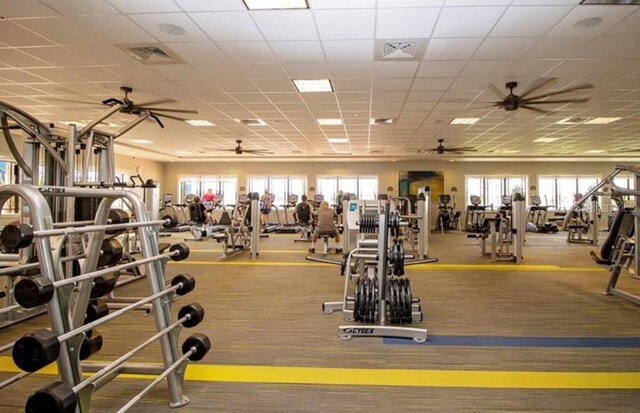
[215,193,260,259]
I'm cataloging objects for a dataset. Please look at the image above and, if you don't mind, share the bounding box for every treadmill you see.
[276,194,302,233]
[262,193,280,233]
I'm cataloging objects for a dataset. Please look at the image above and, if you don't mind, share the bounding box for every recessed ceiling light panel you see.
[327,138,349,144]
[533,137,560,143]
[580,0,640,5]
[293,79,333,93]
[318,118,343,126]
[243,0,309,9]
[450,118,480,125]
[585,117,622,124]
[130,139,154,144]
[185,120,215,126]
[585,150,605,153]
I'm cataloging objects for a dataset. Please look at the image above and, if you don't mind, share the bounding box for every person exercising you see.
[309,201,340,253]
[260,189,272,230]
[294,195,312,224]
[202,188,215,203]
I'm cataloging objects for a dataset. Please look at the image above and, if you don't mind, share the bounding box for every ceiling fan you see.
[414,139,477,155]
[450,78,593,115]
[50,86,198,128]
[218,140,273,155]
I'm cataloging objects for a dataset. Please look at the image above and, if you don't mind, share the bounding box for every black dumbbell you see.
[14,277,54,309]
[1,223,34,249]
[162,215,178,229]
[12,330,60,372]
[90,275,117,299]
[170,273,196,296]
[178,303,205,328]
[79,331,103,361]
[25,381,76,413]
[97,239,123,267]
[84,301,109,324]
[181,333,211,361]
[169,243,190,261]
[106,209,130,235]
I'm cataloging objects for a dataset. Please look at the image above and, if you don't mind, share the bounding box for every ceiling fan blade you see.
[139,107,199,114]
[445,150,464,155]
[488,84,506,99]
[520,104,551,115]
[243,149,273,154]
[524,83,594,101]
[522,98,590,104]
[149,112,189,122]
[135,98,176,107]
[518,78,558,100]
[447,147,477,152]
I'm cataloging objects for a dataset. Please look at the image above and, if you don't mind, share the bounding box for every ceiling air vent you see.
[383,42,416,59]
[116,43,183,65]
[238,119,267,126]
[371,118,395,125]
[556,117,591,125]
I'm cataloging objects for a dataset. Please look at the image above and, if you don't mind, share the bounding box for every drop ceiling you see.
[0,0,639,161]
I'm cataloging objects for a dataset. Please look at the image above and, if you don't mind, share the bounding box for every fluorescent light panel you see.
[318,118,342,126]
[243,0,309,9]
[293,79,333,93]
[533,137,559,143]
[327,138,349,144]
[585,117,622,124]
[585,150,605,153]
[185,120,215,126]
[450,118,480,125]
[130,139,154,144]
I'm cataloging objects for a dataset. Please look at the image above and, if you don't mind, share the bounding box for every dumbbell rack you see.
[0,184,209,412]
[324,205,427,343]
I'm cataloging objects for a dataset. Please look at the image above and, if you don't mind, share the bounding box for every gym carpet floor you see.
[1,231,640,412]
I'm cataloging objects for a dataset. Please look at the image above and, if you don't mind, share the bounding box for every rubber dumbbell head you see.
[178,302,205,328]
[169,242,190,261]
[171,273,196,296]
[84,301,109,324]
[1,223,34,250]
[13,329,60,372]
[108,208,130,225]
[90,275,117,299]
[14,277,54,308]
[79,331,103,361]
[181,333,211,361]
[25,381,77,413]
[97,238,123,267]
[162,215,178,229]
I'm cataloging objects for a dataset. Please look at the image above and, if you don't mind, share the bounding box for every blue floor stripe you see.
[384,335,640,348]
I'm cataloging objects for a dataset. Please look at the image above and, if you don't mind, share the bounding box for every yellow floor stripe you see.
[169,261,604,272]
[189,249,309,254]
[0,358,638,389]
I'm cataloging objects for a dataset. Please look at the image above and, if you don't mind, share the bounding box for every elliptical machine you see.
[527,195,558,233]
[435,194,461,233]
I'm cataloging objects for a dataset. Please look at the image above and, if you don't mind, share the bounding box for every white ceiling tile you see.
[523,37,592,59]
[26,68,85,82]
[607,8,640,36]
[331,78,372,92]
[416,60,466,77]
[252,10,318,41]
[491,6,572,37]
[323,40,374,62]
[328,62,373,77]
[314,9,375,40]
[70,66,122,82]
[411,77,454,91]
[19,17,106,44]
[433,7,505,38]
[174,0,246,11]
[253,79,297,93]
[25,46,94,66]
[166,42,229,64]
[510,0,575,4]
[151,64,207,80]
[338,91,371,102]
[71,15,155,43]
[108,64,167,82]
[504,59,561,78]
[373,78,413,91]
[270,41,325,62]
[460,60,511,78]
[284,63,330,78]
[445,0,509,5]
[424,38,483,60]
[1,0,59,18]
[41,0,118,14]
[128,13,209,43]
[216,41,277,63]
[548,5,636,37]
[66,43,134,65]
[241,63,288,79]
[0,49,50,68]
[189,12,264,41]
[376,8,439,39]
[574,36,638,59]
[107,0,181,13]
[474,37,538,60]
[373,61,419,78]
[546,59,603,78]
[310,0,376,9]
[379,0,443,6]
[0,21,54,47]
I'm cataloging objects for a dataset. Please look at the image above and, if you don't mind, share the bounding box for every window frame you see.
[316,175,379,204]
[465,175,528,208]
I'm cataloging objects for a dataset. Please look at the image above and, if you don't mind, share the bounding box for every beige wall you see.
[164,160,619,201]
[114,154,165,193]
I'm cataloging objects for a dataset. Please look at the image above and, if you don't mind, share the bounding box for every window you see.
[538,175,600,210]
[247,176,307,206]
[465,175,527,208]
[316,176,378,204]
[178,176,237,205]
[0,160,19,214]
